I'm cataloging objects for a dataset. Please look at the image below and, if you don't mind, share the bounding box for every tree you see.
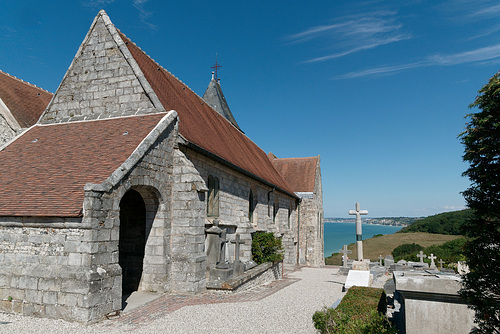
[459,71,500,333]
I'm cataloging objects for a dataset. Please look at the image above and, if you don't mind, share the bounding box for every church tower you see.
[202,65,241,131]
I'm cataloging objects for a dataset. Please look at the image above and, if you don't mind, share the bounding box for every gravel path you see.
[0,267,346,333]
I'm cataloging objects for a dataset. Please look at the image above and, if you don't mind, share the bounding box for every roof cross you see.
[211,54,222,81]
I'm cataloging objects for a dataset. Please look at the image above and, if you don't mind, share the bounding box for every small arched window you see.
[207,175,219,216]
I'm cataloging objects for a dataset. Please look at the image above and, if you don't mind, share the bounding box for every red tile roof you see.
[0,70,52,128]
[119,32,296,197]
[0,114,165,217]
[270,156,318,193]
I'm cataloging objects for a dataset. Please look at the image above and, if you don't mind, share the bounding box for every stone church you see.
[0,11,323,322]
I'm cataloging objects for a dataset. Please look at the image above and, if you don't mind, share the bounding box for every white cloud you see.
[470,3,500,18]
[83,0,115,7]
[334,43,500,79]
[288,11,411,62]
[133,0,158,30]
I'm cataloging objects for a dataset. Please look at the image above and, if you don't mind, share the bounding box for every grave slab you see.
[344,270,371,290]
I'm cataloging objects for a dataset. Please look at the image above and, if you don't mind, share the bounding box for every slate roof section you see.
[0,70,52,128]
[202,76,241,131]
[0,113,166,217]
[119,32,296,197]
[270,156,319,193]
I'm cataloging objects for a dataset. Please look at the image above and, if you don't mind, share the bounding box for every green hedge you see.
[391,238,467,264]
[312,287,397,333]
[251,231,284,264]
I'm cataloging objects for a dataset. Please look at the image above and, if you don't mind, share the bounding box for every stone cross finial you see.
[429,253,437,268]
[438,259,445,271]
[378,255,384,266]
[417,250,427,263]
[339,245,352,268]
[231,234,245,261]
[348,202,368,260]
[216,230,229,269]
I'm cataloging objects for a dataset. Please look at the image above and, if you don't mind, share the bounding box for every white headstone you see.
[428,253,437,269]
[417,250,427,264]
[345,270,371,290]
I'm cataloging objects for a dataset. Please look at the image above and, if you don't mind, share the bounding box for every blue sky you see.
[1,1,499,217]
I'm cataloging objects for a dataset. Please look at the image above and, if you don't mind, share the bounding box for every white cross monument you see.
[348,202,368,260]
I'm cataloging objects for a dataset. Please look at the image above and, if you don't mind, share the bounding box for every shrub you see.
[251,231,284,264]
[391,239,467,264]
[312,287,397,333]
[392,243,424,262]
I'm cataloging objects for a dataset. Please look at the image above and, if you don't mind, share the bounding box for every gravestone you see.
[205,219,223,269]
[417,251,427,264]
[216,230,229,269]
[344,270,371,290]
[385,255,394,268]
[428,253,437,269]
[438,259,445,271]
[338,245,352,275]
[210,229,234,282]
[231,234,245,276]
[348,202,368,260]
[378,255,384,266]
[340,245,352,268]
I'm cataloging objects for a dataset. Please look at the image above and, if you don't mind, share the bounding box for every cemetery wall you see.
[231,261,283,293]
[181,146,299,267]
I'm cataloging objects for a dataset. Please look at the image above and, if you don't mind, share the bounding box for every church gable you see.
[40,11,161,124]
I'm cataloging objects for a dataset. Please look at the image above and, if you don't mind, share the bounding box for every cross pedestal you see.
[348,202,368,260]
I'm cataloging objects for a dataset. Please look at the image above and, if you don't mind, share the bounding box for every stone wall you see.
[180,147,298,267]
[169,149,208,293]
[0,114,17,146]
[39,12,159,124]
[298,158,324,267]
[0,218,96,322]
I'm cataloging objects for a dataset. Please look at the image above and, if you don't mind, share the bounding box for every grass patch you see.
[313,286,397,333]
[325,232,461,265]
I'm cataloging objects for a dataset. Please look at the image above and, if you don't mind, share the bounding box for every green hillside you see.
[397,209,474,235]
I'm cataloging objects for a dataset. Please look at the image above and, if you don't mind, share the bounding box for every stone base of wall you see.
[206,261,283,293]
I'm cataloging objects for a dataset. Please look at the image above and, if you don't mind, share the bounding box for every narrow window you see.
[248,189,254,223]
[288,205,292,228]
[273,201,277,223]
[207,175,219,216]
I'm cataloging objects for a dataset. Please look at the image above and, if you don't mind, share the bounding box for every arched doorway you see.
[119,189,147,296]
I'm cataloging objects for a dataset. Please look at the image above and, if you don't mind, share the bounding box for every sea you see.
[324,222,403,257]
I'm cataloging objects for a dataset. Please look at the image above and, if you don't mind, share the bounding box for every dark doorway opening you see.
[119,189,147,297]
